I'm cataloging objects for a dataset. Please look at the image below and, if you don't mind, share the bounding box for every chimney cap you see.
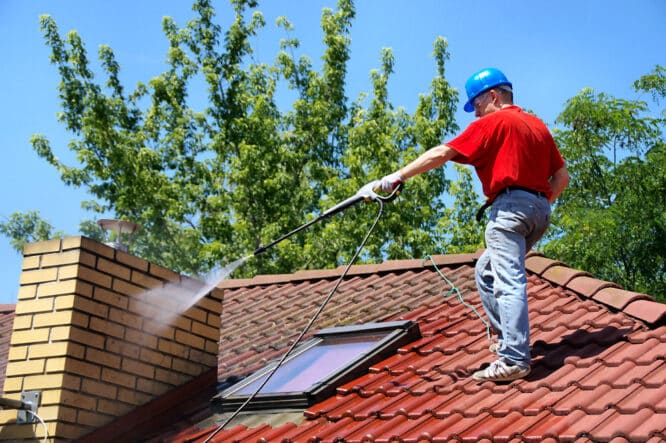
[97,219,140,234]
[97,219,141,252]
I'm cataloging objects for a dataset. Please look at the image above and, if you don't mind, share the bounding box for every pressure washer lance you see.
[253,181,402,256]
[204,182,402,442]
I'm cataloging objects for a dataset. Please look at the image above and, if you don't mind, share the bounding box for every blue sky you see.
[1,0,664,304]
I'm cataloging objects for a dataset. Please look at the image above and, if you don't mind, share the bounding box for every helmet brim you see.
[463,81,512,113]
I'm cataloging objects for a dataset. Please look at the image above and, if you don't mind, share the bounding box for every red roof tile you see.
[623,299,666,325]
[525,251,564,275]
[566,275,620,298]
[0,304,16,392]
[85,252,666,442]
[540,264,592,287]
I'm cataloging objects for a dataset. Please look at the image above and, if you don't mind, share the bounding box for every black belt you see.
[475,186,547,222]
[501,186,547,199]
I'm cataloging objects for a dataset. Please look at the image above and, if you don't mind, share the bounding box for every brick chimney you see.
[0,237,222,442]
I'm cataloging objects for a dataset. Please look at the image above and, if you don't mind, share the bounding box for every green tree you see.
[545,65,665,300]
[437,164,484,254]
[6,0,461,278]
[0,211,64,252]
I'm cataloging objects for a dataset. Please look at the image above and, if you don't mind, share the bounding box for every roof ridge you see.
[0,304,16,313]
[525,252,665,326]
[220,250,664,326]
[218,251,481,290]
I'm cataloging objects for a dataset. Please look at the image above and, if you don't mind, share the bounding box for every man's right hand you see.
[375,171,404,193]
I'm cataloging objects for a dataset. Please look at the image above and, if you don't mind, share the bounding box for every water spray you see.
[181,182,402,309]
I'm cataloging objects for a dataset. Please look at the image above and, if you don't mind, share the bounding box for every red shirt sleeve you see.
[447,118,490,166]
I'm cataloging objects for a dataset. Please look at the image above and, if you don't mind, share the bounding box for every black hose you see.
[204,199,386,442]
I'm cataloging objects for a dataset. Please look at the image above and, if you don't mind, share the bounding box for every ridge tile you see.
[592,286,651,311]
[541,265,591,287]
[623,298,666,325]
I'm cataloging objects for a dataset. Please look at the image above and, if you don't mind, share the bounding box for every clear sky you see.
[1,0,664,304]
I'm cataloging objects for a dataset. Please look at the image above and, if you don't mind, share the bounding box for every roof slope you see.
[0,304,15,392]
[82,251,666,442]
[215,253,480,382]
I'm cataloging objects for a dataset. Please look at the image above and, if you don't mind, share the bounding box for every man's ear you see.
[489,89,500,104]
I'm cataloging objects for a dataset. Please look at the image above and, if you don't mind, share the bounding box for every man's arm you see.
[399,144,460,179]
[549,166,569,203]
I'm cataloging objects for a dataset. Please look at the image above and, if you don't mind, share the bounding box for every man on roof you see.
[375,67,569,382]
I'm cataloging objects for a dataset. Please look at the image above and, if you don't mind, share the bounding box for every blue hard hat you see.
[463,68,512,112]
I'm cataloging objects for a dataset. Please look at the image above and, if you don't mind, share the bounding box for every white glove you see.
[376,171,404,193]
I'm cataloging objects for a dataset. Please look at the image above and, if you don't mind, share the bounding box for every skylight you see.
[215,320,421,412]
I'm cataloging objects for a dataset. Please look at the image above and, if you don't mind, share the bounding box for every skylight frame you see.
[214,320,420,412]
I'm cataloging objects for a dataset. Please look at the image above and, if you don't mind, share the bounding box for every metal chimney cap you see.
[97,219,141,252]
[96,219,141,234]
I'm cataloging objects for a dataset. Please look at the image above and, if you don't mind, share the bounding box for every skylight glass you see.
[216,320,420,411]
[236,332,388,395]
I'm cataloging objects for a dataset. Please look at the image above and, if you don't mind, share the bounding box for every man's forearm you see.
[399,144,460,180]
[549,166,570,203]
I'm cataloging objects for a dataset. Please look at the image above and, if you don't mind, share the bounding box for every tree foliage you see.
[6,0,662,302]
[545,65,665,300]
[17,0,469,278]
[0,211,64,252]
[437,164,485,254]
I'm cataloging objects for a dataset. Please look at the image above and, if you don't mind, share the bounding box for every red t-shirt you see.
[446,105,565,201]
